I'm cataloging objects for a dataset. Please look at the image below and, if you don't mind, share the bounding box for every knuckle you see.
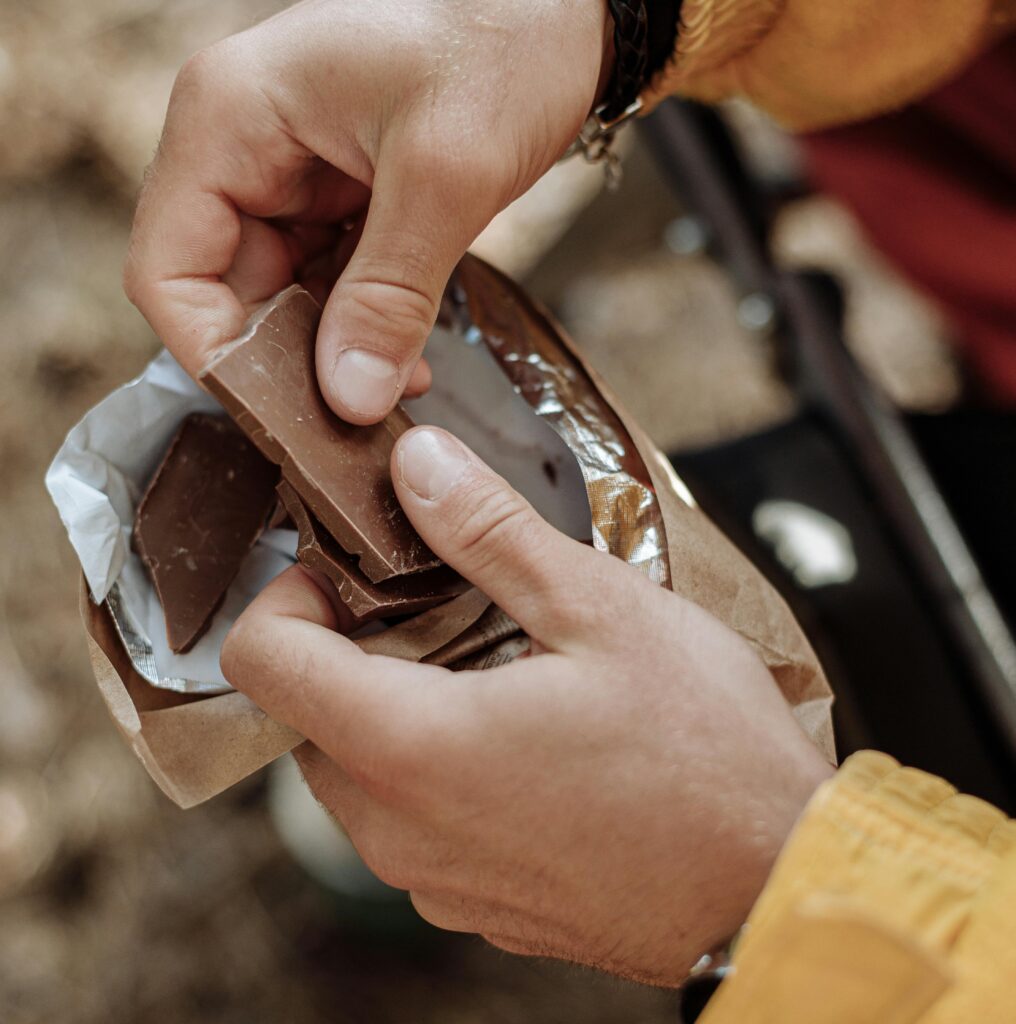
[173,47,219,98]
[121,239,156,312]
[173,41,239,100]
[345,277,438,345]
[453,151,506,202]
[397,137,459,186]
[343,705,450,810]
[409,892,445,928]
[219,616,255,685]
[450,482,536,569]
[121,254,142,308]
[409,892,470,931]
[402,135,504,205]
[345,734,425,808]
[170,40,249,125]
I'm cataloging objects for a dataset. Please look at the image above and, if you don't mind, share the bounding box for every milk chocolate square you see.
[133,413,279,653]
[200,286,440,582]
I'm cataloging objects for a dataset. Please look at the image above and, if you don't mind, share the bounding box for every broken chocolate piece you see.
[133,413,279,653]
[200,286,440,582]
[277,481,468,621]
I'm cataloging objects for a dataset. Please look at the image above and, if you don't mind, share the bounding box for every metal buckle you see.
[564,97,643,191]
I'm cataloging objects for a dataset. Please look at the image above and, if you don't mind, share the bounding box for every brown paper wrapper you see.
[82,583,495,808]
[81,257,833,808]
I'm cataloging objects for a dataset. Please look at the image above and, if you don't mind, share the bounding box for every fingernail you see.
[397,428,470,501]
[331,348,400,418]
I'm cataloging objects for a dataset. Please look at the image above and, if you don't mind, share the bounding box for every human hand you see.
[124,0,612,423]
[222,426,833,984]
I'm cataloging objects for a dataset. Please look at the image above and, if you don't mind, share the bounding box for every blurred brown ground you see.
[0,2,960,1022]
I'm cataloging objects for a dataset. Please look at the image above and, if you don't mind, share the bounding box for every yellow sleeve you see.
[641,0,1016,130]
[701,751,1016,1024]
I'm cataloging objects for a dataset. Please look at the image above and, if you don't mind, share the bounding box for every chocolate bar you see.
[133,413,279,653]
[277,481,468,621]
[200,286,440,582]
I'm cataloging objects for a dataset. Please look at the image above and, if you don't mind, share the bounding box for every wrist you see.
[693,751,835,966]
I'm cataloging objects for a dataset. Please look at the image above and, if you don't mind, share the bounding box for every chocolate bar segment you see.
[277,481,468,621]
[133,413,279,653]
[200,286,440,582]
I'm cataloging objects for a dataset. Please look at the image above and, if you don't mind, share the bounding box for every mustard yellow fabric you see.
[642,0,1016,129]
[701,752,1016,1023]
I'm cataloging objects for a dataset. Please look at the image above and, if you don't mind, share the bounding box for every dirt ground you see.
[0,3,958,1022]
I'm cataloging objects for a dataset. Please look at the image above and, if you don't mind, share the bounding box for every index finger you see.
[124,177,247,378]
[221,566,466,787]
[122,51,258,376]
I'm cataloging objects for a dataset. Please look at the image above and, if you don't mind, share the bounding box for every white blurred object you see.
[752,500,858,589]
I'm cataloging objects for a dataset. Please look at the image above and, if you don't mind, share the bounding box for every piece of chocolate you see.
[133,413,279,653]
[200,286,440,582]
[277,481,468,621]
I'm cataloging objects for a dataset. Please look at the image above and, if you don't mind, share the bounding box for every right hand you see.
[222,427,833,984]
[124,0,613,423]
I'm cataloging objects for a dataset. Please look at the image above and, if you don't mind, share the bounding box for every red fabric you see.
[800,35,1016,404]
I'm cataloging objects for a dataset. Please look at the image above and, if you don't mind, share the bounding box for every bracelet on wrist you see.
[568,0,682,188]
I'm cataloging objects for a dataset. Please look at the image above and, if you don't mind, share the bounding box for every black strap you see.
[601,0,682,123]
[647,0,682,79]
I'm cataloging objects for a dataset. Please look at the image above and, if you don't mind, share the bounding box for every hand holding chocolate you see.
[54,255,833,807]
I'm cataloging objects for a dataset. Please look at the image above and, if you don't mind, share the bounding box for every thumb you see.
[392,427,637,649]
[316,147,496,424]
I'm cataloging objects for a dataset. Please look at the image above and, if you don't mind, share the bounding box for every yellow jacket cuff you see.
[701,751,1016,1023]
[642,0,1016,130]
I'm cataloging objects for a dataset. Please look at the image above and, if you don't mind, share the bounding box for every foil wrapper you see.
[453,256,670,587]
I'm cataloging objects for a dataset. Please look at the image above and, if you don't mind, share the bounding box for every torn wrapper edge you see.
[82,578,302,809]
[81,581,496,807]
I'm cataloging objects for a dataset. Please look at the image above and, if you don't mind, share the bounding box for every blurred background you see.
[2,2,1011,1022]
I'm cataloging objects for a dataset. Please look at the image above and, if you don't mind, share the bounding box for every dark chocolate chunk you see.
[200,286,440,582]
[133,413,279,653]
[277,481,468,621]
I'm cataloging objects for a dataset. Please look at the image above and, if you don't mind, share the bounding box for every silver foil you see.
[453,255,671,588]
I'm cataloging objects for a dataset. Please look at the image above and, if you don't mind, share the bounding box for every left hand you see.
[222,426,832,985]
[122,0,612,423]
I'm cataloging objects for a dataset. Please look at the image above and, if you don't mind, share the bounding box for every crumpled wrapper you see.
[50,255,834,808]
